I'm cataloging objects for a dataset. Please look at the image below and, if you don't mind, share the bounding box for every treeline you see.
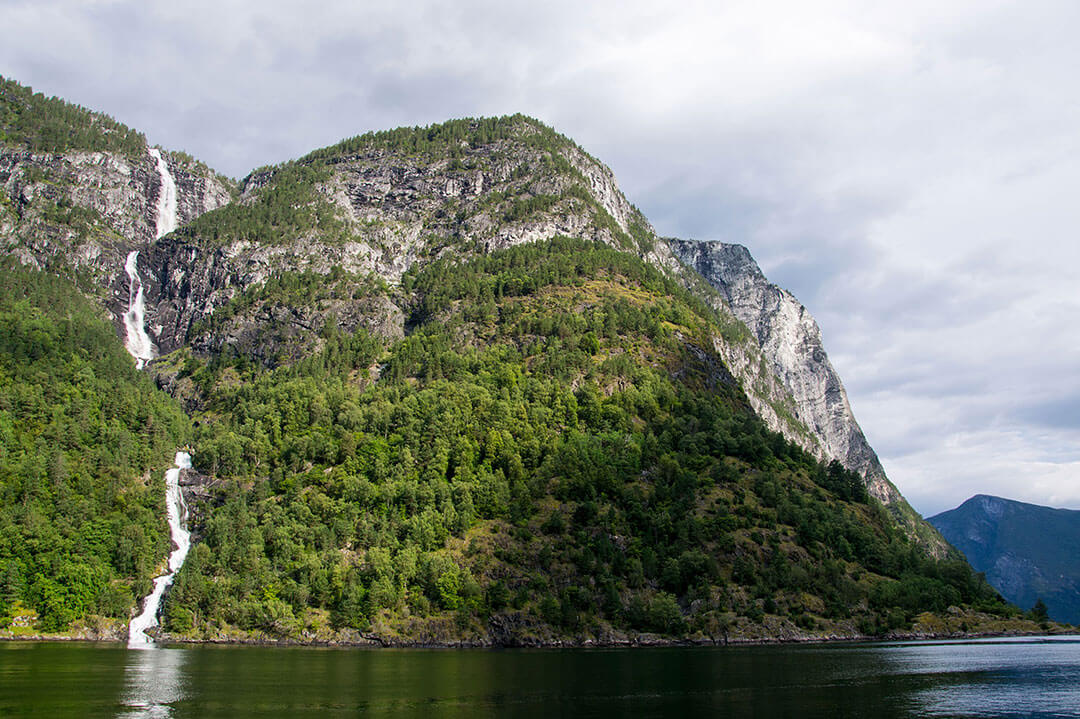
[165,240,1005,641]
[176,162,348,247]
[302,114,574,163]
[0,262,190,630]
[0,76,146,158]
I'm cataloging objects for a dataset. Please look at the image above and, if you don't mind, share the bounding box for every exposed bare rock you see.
[668,241,888,494]
[135,119,680,362]
[0,145,233,332]
[668,238,950,555]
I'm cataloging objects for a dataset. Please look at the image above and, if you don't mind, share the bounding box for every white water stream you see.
[128,452,192,648]
[123,250,155,369]
[148,148,178,238]
[123,148,177,369]
[126,149,190,649]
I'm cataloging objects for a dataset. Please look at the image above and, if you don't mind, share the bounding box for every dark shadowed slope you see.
[929,495,1080,624]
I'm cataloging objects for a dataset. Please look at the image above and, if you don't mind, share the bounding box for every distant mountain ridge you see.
[929,495,1080,624]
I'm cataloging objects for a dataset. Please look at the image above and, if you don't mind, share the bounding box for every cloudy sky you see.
[4,0,1079,516]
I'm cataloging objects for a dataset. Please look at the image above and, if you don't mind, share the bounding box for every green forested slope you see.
[0,262,189,632]
[0,76,146,158]
[163,239,1005,643]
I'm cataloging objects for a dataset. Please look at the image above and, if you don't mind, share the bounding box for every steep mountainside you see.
[114,116,820,485]
[138,117,884,504]
[0,77,234,337]
[930,495,1080,624]
[668,240,947,555]
[141,118,699,352]
[0,76,1011,643]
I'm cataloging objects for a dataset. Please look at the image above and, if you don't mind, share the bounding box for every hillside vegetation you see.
[0,78,1034,643]
[0,76,146,158]
[163,240,1007,643]
[0,261,189,633]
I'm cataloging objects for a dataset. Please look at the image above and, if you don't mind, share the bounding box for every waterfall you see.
[128,452,193,648]
[123,250,155,369]
[122,148,176,368]
[148,148,178,238]
[126,150,191,649]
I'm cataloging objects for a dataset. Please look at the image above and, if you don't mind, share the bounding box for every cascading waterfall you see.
[148,147,178,238]
[127,149,190,649]
[122,148,177,369]
[128,452,192,648]
[123,250,155,369]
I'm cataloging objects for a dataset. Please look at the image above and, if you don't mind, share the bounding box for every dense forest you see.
[0,261,189,631]
[158,239,1009,642]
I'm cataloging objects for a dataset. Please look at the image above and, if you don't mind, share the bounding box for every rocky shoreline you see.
[5,617,1073,649]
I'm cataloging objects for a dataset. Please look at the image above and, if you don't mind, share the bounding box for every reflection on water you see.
[117,648,187,718]
[882,638,1080,718]
[3,637,1080,718]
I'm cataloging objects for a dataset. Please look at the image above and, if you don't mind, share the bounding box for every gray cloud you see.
[3,0,1079,514]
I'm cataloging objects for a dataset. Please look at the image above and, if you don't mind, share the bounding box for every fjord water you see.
[1,638,1078,718]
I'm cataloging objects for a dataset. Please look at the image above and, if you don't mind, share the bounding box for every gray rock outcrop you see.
[0,144,233,333]
[667,239,894,500]
[667,239,949,555]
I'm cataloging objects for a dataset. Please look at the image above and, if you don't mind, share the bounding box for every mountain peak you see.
[293,114,575,168]
[930,495,1080,623]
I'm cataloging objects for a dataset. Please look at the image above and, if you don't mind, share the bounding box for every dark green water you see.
[1,637,1078,717]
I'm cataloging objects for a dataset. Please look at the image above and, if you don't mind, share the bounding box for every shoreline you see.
[4,625,1075,650]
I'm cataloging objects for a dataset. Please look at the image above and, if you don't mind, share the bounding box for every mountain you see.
[929,495,1080,624]
[1,75,1023,644]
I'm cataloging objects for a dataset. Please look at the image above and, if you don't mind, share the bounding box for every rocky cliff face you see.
[0,144,233,329]
[143,233,405,363]
[667,239,949,555]
[667,240,893,498]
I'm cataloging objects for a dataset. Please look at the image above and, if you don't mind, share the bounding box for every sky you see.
[3,0,1079,516]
